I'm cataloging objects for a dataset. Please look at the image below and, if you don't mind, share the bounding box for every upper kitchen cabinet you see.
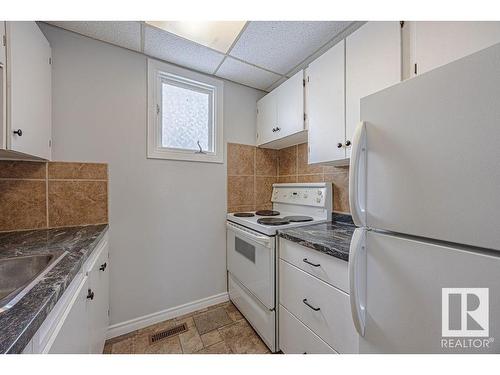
[345,21,401,158]
[0,22,5,66]
[257,70,306,149]
[4,22,52,160]
[409,21,500,77]
[306,40,345,164]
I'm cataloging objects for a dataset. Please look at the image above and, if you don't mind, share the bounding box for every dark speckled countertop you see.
[278,214,355,262]
[0,224,108,354]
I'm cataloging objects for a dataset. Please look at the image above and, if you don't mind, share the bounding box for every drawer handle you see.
[303,258,320,267]
[303,298,320,311]
[87,289,95,300]
[99,262,107,271]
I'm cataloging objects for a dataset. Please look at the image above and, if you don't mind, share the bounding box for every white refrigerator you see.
[348,42,500,353]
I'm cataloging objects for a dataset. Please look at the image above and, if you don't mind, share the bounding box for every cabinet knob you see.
[99,262,107,271]
[87,289,95,300]
[276,127,280,132]
[337,142,343,148]
[345,140,351,147]
[13,129,23,137]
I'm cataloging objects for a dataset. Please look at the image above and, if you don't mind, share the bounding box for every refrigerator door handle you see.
[349,121,367,227]
[349,227,367,337]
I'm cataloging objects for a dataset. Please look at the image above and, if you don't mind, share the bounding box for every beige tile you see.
[227,143,255,176]
[255,148,277,176]
[193,307,233,335]
[135,333,183,354]
[175,316,196,329]
[197,341,232,354]
[255,176,276,205]
[111,337,135,354]
[218,320,270,354]
[138,318,177,335]
[48,162,108,180]
[324,171,350,213]
[225,303,244,322]
[0,161,46,179]
[323,164,349,174]
[106,331,138,345]
[0,180,47,232]
[200,330,223,347]
[278,145,297,176]
[103,343,112,354]
[179,326,204,353]
[298,174,324,183]
[277,175,297,183]
[255,203,273,211]
[227,204,255,214]
[297,143,322,174]
[48,180,108,227]
[227,176,254,207]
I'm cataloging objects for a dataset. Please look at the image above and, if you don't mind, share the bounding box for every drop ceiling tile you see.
[216,58,281,91]
[230,21,353,74]
[265,76,288,92]
[46,21,142,51]
[144,25,225,74]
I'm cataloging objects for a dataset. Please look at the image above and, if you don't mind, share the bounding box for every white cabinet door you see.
[6,21,51,160]
[275,70,304,139]
[307,40,345,164]
[345,21,401,158]
[47,276,90,353]
[411,21,500,76]
[88,241,110,354]
[256,90,277,145]
[0,22,5,66]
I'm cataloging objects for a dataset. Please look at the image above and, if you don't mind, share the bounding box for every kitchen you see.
[1,1,500,368]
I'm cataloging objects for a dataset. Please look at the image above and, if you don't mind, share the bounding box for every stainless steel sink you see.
[0,251,67,312]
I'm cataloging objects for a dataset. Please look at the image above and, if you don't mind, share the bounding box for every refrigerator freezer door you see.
[359,230,500,353]
[360,43,500,251]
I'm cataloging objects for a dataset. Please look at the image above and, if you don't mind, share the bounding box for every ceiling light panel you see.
[146,21,246,53]
[144,25,225,74]
[230,21,353,74]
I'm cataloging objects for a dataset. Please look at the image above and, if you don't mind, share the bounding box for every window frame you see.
[147,58,224,163]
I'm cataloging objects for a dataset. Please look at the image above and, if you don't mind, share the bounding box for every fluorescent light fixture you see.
[146,21,246,53]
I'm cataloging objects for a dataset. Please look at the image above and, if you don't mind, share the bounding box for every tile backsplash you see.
[0,161,108,232]
[227,142,350,213]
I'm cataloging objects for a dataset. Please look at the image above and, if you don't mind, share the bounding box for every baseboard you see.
[106,292,229,339]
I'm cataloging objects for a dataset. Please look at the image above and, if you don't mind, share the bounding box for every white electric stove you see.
[226,183,332,352]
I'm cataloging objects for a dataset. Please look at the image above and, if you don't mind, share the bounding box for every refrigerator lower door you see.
[358,43,500,251]
[356,229,500,353]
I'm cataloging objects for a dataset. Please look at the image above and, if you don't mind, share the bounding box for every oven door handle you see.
[226,222,272,247]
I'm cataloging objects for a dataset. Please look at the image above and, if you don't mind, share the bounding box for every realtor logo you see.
[442,288,489,337]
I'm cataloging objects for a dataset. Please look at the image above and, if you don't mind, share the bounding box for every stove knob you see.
[303,193,308,198]
[316,197,321,203]
[317,190,322,195]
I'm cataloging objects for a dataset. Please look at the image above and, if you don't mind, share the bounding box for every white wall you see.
[40,24,264,327]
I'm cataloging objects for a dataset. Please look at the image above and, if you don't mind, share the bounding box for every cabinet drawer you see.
[279,238,348,293]
[279,259,358,353]
[279,305,336,354]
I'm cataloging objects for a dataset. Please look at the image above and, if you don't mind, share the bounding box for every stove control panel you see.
[271,184,330,207]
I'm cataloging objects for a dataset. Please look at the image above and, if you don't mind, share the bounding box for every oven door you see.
[226,221,275,309]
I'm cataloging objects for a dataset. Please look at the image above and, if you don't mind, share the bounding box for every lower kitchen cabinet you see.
[279,305,337,354]
[24,233,109,354]
[278,238,358,354]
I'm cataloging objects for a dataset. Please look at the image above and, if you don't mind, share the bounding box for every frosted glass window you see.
[147,58,223,163]
[161,82,213,152]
